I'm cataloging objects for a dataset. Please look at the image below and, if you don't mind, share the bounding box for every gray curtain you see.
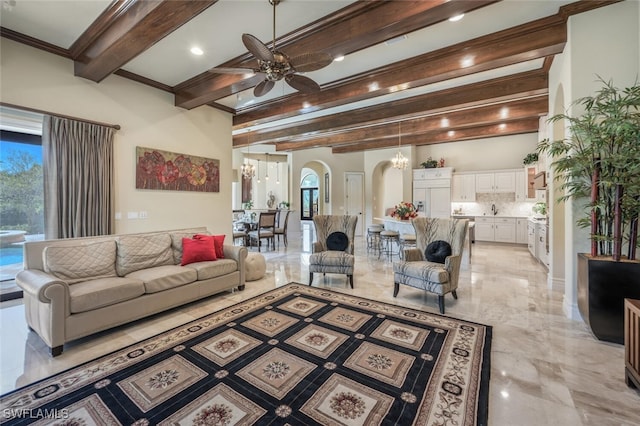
[42,116,115,239]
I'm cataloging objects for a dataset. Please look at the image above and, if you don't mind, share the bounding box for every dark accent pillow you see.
[181,236,217,265]
[326,231,349,251]
[425,240,452,264]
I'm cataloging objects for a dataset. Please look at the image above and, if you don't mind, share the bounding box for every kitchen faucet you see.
[491,204,498,215]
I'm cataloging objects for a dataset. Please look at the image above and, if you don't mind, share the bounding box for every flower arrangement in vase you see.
[391,201,419,220]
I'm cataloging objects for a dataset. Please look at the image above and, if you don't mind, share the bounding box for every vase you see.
[577,253,640,344]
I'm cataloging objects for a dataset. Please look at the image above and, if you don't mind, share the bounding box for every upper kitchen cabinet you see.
[516,167,537,201]
[452,173,476,202]
[475,171,516,193]
[413,167,453,181]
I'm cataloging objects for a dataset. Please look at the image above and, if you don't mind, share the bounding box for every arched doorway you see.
[300,170,319,220]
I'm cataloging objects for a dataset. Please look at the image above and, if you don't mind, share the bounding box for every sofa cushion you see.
[43,240,117,284]
[182,236,217,265]
[127,264,197,294]
[393,261,449,284]
[116,234,174,276]
[184,259,238,281]
[68,276,145,314]
[171,231,211,264]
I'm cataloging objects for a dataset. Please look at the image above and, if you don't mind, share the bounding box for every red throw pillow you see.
[195,233,225,259]
[181,236,216,265]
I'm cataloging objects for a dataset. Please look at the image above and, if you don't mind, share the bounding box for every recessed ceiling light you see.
[460,55,475,68]
[499,123,507,130]
[441,118,450,128]
[334,55,345,62]
[190,47,204,56]
[500,107,509,119]
[447,130,455,137]
[449,13,464,22]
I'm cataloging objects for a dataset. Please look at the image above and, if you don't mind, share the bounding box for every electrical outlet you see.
[127,211,139,219]
[115,212,122,220]
[139,211,148,219]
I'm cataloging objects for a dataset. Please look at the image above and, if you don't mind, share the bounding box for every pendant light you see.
[391,121,409,170]
[241,145,255,179]
[265,153,269,181]
[276,161,280,184]
[256,159,261,183]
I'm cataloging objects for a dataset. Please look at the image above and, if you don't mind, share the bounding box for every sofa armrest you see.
[16,269,69,305]
[222,244,248,285]
[16,269,70,350]
[312,242,322,253]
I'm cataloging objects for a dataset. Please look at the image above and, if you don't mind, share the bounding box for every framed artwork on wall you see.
[324,172,329,202]
[135,146,219,192]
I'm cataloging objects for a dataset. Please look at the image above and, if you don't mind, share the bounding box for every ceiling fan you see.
[209,0,333,97]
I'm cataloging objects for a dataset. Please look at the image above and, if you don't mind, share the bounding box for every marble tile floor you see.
[1,224,638,425]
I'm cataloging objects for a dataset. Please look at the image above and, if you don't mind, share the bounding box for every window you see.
[0,121,44,289]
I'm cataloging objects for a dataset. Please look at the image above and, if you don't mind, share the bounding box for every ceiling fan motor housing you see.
[260,52,292,81]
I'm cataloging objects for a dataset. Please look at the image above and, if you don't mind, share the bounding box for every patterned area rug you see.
[0,283,492,425]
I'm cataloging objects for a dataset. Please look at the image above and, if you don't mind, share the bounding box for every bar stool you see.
[379,230,400,261]
[398,234,417,259]
[367,224,383,255]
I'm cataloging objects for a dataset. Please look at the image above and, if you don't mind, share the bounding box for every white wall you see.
[548,0,640,320]
[415,133,540,172]
[0,39,234,238]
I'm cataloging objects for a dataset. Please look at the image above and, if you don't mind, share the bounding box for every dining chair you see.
[248,211,276,252]
[274,209,291,249]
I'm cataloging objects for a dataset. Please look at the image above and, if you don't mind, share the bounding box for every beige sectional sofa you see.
[16,227,247,356]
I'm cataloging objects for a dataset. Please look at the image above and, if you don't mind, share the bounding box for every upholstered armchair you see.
[393,217,468,314]
[309,215,358,288]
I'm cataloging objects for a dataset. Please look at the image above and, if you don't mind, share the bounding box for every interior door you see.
[300,188,318,220]
[345,172,364,236]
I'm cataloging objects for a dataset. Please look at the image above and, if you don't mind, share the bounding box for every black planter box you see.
[578,253,640,344]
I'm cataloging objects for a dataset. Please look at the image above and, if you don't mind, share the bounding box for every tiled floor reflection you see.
[1,223,638,425]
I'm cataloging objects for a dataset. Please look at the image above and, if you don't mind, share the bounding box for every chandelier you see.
[241,145,255,179]
[391,121,409,170]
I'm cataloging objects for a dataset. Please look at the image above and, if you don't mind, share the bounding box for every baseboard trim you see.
[548,276,565,291]
[563,295,582,321]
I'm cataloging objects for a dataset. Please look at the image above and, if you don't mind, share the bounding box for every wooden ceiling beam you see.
[71,0,217,83]
[331,118,541,154]
[173,0,498,110]
[233,15,566,129]
[233,69,548,147]
[271,96,547,151]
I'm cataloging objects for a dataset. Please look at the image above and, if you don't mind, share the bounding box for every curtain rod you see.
[0,102,121,130]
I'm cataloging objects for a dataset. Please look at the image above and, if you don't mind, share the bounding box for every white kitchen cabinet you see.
[413,167,453,180]
[527,220,537,257]
[494,218,516,243]
[474,217,518,243]
[413,168,452,219]
[515,170,536,202]
[474,217,495,241]
[475,171,516,193]
[452,173,476,202]
[516,218,528,244]
[413,185,451,219]
[537,223,548,266]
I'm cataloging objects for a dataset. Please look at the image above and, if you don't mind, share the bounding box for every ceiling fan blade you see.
[289,52,333,72]
[242,33,274,62]
[208,66,257,75]
[254,80,275,97]
[285,74,321,93]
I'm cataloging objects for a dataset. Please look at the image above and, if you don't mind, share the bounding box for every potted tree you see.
[538,78,640,344]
